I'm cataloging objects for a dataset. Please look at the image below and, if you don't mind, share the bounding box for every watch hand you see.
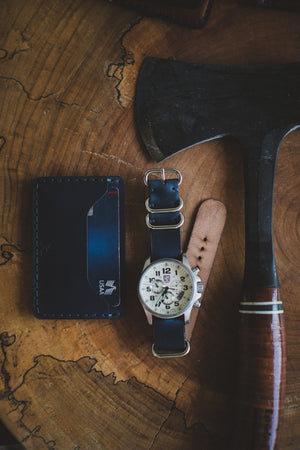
[168,287,178,293]
[155,287,168,307]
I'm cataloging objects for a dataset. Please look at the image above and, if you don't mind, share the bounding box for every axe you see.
[136,57,300,448]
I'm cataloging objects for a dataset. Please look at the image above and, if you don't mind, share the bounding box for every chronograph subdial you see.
[161,289,174,305]
[150,279,164,294]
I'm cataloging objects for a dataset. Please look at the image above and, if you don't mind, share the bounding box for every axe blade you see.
[136,57,300,162]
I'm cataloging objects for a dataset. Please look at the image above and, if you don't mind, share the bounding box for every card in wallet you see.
[33,176,125,319]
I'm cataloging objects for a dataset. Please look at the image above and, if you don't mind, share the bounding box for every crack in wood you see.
[0,75,56,102]
[0,76,100,115]
[0,29,31,62]
[20,424,56,449]
[0,236,28,266]
[81,149,144,170]
[149,376,216,449]
[0,136,6,153]
[106,16,143,107]
[149,399,175,449]
[0,332,16,397]
[6,47,32,61]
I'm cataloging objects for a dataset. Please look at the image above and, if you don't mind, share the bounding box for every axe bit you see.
[136,57,300,449]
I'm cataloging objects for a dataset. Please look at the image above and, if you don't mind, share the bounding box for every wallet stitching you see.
[33,177,122,319]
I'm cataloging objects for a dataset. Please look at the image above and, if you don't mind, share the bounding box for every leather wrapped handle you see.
[233,287,286,449]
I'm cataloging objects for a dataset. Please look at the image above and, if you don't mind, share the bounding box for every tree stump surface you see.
[0,0,299,448]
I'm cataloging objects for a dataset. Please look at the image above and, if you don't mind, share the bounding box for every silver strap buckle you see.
[144,168,184,230]
[152,340,190,358]
[144,168,182,186]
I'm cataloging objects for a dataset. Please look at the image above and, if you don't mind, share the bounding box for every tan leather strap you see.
[185,199,226,341]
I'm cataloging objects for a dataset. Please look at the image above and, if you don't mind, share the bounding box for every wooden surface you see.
[0,0,299,448]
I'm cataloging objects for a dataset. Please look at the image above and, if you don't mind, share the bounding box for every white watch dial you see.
[138,259,195,318]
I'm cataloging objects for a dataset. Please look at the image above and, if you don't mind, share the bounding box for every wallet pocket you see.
[33,176,125,319]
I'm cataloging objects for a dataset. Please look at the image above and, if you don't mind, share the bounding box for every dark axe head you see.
[136,57,300,162]
[136,57,300,288]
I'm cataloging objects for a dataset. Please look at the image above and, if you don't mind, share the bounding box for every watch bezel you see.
[138,257,197,320]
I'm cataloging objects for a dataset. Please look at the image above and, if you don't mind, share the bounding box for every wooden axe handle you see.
[233,287,286,449]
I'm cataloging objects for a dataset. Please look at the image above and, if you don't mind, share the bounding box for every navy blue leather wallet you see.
[33,176,125,319]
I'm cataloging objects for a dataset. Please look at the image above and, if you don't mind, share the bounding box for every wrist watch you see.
[138,168,203,358]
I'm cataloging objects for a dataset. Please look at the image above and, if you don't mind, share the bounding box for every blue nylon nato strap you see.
[153,316,186,354]
[148,178,186,355]
[148,179,182,260]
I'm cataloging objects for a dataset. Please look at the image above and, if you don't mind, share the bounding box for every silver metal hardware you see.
[192,266,200,275]
[146,212,184,230]
[152,340,190,358]
[197,281,204,294]
[144,168,182,186]
[145,196,183,214]
[193,300,201,308]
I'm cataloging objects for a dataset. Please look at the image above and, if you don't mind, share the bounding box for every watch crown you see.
[192,266,200,275]
[197,281,204,294]
[193,299,201,308]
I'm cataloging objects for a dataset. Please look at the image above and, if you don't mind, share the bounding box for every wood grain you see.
[0,0,299,448]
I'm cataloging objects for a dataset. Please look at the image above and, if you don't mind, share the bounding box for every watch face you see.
[138,258,195,318]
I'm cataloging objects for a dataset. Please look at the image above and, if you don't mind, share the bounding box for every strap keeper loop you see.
[146,213,184,230]
[145,196,183,214]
